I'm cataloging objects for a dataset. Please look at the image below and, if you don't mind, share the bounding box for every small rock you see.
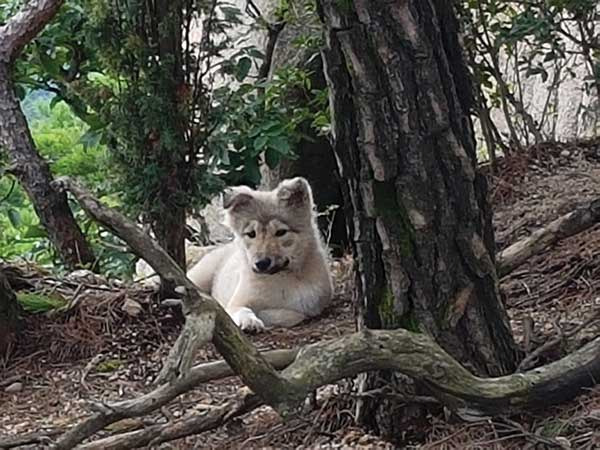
[555,436,571,449]
[4,382,23,393]
[560,150,570,158]
[174,285,186,294]
[121,298,143,317]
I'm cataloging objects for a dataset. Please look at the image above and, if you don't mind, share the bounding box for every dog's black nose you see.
[254,258,272,272]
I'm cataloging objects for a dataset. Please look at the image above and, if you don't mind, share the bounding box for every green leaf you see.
[23,224,48,239]
[269,136,291,154]
[220,6,242,21]
[14,83,26,100]
[38,50,61,77]
[543,51,556,62]
[49,95,62,110]
[235,57,252,82]
[265,148,282,169]
[244,158,262,185]
[248,49,265,60]
[7,208,21,228]
[79,129,103,150]
[17,292,66,313]
[253,135,268,151]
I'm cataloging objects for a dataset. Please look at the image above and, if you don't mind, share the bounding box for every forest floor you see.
[2,139,600,449]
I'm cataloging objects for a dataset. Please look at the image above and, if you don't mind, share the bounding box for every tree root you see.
[51,330,600,449]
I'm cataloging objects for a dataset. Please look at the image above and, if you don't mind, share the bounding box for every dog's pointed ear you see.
[223,188,254,213]
[277,177,313,208]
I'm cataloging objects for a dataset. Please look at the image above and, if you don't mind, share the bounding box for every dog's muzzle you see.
[253,258,290,274]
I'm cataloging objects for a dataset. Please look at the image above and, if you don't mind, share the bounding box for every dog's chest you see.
[249,274,321,313]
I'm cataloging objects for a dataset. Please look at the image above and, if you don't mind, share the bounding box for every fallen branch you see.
[78,391,261,450]
[79,329,600,449]
[279,329,600,419]
[54,349,297,450]
[497,198,600,277]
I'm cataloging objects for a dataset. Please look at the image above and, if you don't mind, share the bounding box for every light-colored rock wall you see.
[486,20,599,144]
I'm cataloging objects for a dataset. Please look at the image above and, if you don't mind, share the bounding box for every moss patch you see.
[17,292,66,314]
[378,286,420,332]
[96,359,123,373]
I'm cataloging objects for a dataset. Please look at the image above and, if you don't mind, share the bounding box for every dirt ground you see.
[2,140,600,449]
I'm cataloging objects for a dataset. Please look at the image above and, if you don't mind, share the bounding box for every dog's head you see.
[223,177,316,274]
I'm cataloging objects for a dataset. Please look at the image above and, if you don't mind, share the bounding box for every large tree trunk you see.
[0,0,95,269]
[0,270,21,356]
[318,0,519,438]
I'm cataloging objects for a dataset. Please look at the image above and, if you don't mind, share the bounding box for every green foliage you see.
[31,101,110,186]
[0,96,135,278]
[40,0,330,207]
[75,0,254,216]
[210,64,328,186]
[0,179,53,263]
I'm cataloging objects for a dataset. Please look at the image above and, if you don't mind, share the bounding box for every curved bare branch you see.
[54,349,297,450]
[0,0,65,63]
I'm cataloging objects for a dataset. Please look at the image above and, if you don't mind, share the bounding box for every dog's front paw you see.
[229,307,265,332]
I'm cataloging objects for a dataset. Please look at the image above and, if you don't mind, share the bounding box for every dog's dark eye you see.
[275,229,288,237]
[245,230,256,238]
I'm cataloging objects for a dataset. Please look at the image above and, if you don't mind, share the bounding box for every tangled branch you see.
[40,177,600,449]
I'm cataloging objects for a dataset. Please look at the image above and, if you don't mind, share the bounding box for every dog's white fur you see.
[186,177,333,331]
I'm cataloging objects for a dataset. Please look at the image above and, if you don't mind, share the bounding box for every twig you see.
[80,354,103,391]
[354,387,440,405]
[78,390,261,450]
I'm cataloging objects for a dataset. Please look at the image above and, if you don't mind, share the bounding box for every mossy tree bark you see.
[317,0,519,437]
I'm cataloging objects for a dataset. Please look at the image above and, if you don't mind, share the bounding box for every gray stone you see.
[4,382,23,393]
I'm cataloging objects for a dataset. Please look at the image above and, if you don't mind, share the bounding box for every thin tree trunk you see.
[151,202,186,294]
[0,0,95,269]
[318,0,519,438]
[148,0,188,293]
